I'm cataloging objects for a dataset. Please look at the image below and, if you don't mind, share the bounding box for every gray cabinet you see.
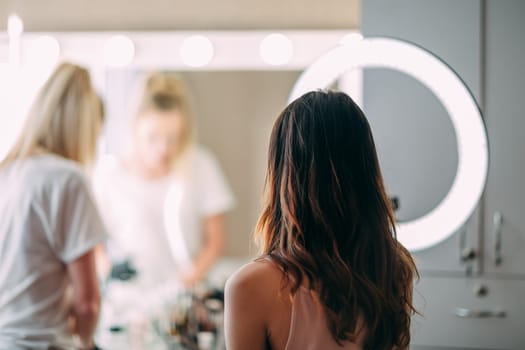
[412,277,525,349]
[362,0,525,348]
[483,0,525,277]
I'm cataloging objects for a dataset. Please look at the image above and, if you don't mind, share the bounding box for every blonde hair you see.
[134,72,194,160]
[1,62,102,168]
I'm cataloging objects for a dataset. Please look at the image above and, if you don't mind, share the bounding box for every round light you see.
[103,35,135,68]
[290,38,488,252]
[180,35,214,68]
[259,33,294,66]
[7,14,23,37]
[27,35,61,65]
[339,32,364,46]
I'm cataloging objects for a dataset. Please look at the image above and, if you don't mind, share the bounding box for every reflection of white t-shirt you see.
[0,155,108,350]
[92,146,235,285]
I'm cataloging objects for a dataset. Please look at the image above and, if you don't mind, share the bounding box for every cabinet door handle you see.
[493,211,503,266]
[455,307,507,319]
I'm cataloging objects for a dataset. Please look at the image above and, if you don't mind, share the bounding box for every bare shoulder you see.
[224,259,293,350]
[225,259,284,304]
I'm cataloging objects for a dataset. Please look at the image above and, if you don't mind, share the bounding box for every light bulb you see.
[29,35,61,65]
[180,35,214,68]
[7,14,23,37]
[339,32,364,46]
[259,33,294,66]
[103,35,135,67]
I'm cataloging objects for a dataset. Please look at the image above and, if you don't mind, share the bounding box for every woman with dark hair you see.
[224,91,417,350]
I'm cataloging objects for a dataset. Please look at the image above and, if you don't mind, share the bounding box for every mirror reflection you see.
[99,70,301,267]
[95,72,236,291]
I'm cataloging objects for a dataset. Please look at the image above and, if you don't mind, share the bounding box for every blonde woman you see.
[0,63,107,350]
[93,73,234,293]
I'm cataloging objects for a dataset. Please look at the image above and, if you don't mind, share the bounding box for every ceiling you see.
[0,0,360,31]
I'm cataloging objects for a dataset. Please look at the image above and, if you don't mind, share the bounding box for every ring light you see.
[289,37,488,251]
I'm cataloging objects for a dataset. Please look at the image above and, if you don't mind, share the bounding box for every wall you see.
[183,71,300,257]
[0,0,359,31]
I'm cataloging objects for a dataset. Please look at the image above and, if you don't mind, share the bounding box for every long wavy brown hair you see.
[256,91,418,349]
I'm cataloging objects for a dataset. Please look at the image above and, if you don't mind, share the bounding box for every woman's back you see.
[225,260,365,350]
[287,286,365,350]
[225,91,416,350]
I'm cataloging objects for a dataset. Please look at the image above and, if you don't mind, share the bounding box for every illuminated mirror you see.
[290,37,489,251]
[0,30,361,260]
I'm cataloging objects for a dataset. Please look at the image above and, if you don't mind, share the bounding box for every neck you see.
[127,158,171,180]
[29,147,49,156]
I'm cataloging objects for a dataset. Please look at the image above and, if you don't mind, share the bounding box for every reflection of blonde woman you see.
[0,63,107,349]
[94,73,234,291]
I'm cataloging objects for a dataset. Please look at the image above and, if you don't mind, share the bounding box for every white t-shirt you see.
[0,154,108,350]
[92,146,235,286]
